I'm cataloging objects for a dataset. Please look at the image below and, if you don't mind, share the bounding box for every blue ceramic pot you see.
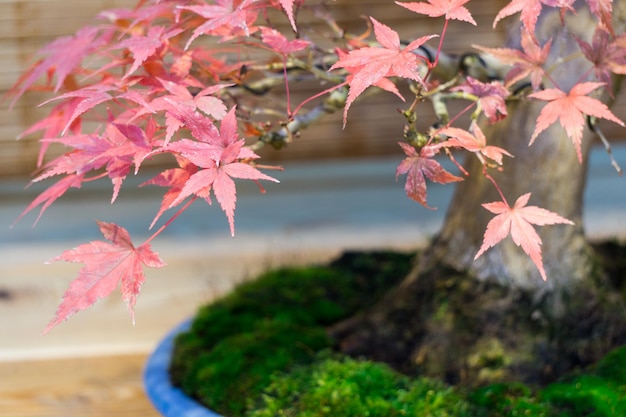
[144,319,223,417]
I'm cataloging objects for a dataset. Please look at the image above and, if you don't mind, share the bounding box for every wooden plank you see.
[0,354,161,417]
[2,0,625,179]
[0,237,344,362]
[0,1,138,40]
[0,0,505,178]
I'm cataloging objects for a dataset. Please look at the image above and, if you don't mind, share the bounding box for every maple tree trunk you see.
[431,4,626,293]
[431,103,592,293]
[331,4,626,385]
[430,1,626,304]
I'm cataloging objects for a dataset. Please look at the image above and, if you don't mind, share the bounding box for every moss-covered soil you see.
[170,242,626,417]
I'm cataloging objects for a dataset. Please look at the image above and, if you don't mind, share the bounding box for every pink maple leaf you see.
[14,174,85,226]
[493,0,575,34]
[439,123,513,165]
[146,80,230,143]
[474,28,551,91]
[114,26,183,79]
[9,26,109,104]
[333,48,406,108]
[396,142,463,209]
[102,120,164,202]
[44,221,165,333]
[140,156,199,229]
[260,26,311,54]
[586,0,614,34]
[166,107,279,234]
[330,17,436,125]
[18,98,83,167]
[34,134,111,182]
[576,25,626,93]
[180,0,260,47]
[453,77,510,123]
[475,193,574,281]
[494,0,541,32]
[39,122,155,203]
[98,2,179,28]
[529,82,624,161]
[395,0,476,25]
[39,83,154,135]
[275,0,303,32]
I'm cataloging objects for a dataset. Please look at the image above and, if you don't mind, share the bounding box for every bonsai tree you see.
[8,0,626,384]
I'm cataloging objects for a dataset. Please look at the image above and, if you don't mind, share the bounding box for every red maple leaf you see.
[474,28,551,91]
[453,77,510,123]
[475,193,574,281]
[529,82,624,161]
[576,25,626,93]
[44,221,166,333]
[395,0,476,25]
[396,142,463,209]
[439,123,513,165]
[330,17,436,125]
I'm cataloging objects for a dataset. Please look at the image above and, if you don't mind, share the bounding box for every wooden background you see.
[0,0,514,178]
[2,2,626,415]
[4,0,625,179]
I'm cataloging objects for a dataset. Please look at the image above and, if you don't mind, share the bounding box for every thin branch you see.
[588,116,623,175]
[250,87,347,151]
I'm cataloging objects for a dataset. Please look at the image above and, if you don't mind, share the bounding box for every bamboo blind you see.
[1,0,140,177]
[3,0,622,178]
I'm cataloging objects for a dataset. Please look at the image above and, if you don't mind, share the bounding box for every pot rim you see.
[143,319,223,417]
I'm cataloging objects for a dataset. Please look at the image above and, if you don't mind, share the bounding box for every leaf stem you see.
[484,168,509,206]
[291,81,348,117]
[143,196,197,245]
[425,18,449,81]
[283,56,292,116]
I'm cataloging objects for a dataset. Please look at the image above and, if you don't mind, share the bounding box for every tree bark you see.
[429,101,593,294]
[331,4,626,385]
[431,7,605,292]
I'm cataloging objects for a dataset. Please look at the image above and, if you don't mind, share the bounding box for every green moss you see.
[168,249,626,417]
[540,374,626,417]
[189,266,353,344]
[468,348,626,417]
[190,321,331,416]
[169,251,413,417]
[247,355,475,417]
[470,383,555,417]
[186,250,414,349]
[594,345,626,385]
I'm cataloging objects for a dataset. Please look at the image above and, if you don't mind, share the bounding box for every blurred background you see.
[1,1,625,416]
